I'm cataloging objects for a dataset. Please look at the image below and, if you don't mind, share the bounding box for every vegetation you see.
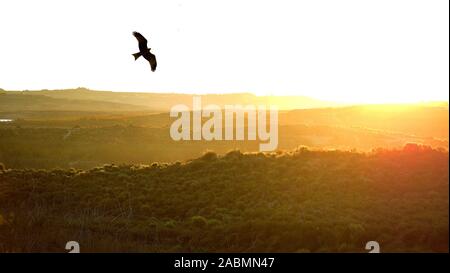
[0,145,448,252]
[0,91,447,169]
[0,90,448,253]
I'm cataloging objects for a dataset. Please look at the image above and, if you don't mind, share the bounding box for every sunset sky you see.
[0,0,448,103]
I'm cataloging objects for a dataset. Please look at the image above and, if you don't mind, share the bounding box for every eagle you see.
[132,31,157,72]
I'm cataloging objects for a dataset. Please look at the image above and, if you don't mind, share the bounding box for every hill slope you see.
[0,92,151,112]
[0,146,448,252]
[1,88,340,111]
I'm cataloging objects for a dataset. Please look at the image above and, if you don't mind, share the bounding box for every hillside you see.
[0,146,448,252]
[1,88,340,111]
[284,105,449,139]
[0,123,447,170]
[1,89,448,169]
[0,92,151,112]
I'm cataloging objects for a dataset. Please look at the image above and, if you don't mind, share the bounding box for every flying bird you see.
[132,31,157,72]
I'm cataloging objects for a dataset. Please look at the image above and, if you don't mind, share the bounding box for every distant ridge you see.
[1,88,341,111]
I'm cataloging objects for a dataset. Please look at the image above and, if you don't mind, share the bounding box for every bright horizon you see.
[0,0,448,104]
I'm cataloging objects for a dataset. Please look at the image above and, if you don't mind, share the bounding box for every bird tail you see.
[132,52,142,60]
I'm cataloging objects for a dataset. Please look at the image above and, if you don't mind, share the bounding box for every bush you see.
[190,216,208,228]
[200,151,217,161]
[0,148,448,252]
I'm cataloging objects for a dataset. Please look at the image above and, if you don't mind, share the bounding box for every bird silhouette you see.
[132,31,157,72]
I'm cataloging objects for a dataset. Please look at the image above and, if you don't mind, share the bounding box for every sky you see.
[0,0,448,104]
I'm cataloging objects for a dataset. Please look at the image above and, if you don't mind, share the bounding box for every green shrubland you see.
[0,145,447,252]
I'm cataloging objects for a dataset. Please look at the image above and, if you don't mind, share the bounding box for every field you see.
[1,89,448,169]
[0,89,448,252]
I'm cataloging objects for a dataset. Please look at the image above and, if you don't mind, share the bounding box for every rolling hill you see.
[0,147,448,252]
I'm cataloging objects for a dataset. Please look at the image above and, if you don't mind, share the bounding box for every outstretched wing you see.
[133,31,148,52]
[147,52,157,72]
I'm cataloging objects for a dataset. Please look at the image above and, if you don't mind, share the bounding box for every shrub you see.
[190,216,208,228]
[200,151,217,161]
